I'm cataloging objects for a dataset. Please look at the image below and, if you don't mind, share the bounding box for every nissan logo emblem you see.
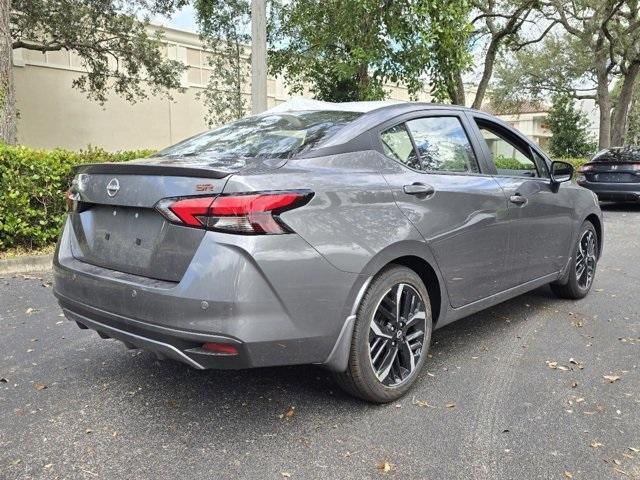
[106,178,120,197]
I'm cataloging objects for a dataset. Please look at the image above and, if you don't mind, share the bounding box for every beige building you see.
[486,103,553,151]
[12,25,551,152]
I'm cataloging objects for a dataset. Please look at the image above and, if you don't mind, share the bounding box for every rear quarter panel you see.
[222,151,426,275]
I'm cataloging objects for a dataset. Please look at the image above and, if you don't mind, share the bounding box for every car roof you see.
[266,97,473,116]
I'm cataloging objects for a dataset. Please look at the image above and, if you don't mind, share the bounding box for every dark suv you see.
[577,147,640,202]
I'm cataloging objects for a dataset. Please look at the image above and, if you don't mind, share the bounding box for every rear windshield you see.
[154,111,361,161]
[591,147,640,163]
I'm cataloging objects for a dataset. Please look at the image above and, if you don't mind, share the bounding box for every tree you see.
[455,0,553,108]
[546,93,597,158]
[192,0,251,126]
[1,0,16,144]
[492,0,640,149]
[268,0,472,103]
[2,0,188,144]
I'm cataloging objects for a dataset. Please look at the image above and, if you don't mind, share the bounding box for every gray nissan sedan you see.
[54,101,603,403]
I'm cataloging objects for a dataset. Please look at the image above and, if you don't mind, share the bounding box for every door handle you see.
[403,183,435,196]
[509,194,527,205]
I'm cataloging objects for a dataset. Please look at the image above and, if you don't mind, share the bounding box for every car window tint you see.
[380,124,421,170]
[532,150,550,178]
[405,117,479,173]
[477,123,539,177]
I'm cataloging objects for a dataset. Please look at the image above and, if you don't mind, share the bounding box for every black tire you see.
[333,264,433,403]
[551,221,598,300]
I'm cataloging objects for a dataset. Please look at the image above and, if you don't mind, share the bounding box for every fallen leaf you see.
[546,361,558,369]
[590,441,604,448]
[0,377,7,383]
[85,428,92,434]
[281,473,291,478]
[445,403,456,409]
[613,467,628,476]
[412,396,435,408]
[34,383,47,391]
[569,358,582,367]
[603,375,621,383]
[564,472,573,479]
[279,406,296,419]
[629,447,639,453]
[571,381,578,388]
[25,308,36,314]
[376,461,394,473]
[557,365,570,371]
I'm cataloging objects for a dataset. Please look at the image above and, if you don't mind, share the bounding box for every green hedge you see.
[0,144,153,250]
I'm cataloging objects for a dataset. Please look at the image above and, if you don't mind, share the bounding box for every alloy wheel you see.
[575,230,597,289]
[368,283,427,386]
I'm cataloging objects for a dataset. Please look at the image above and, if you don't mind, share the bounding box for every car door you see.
[377,111,511,308]
[467,113,574,287]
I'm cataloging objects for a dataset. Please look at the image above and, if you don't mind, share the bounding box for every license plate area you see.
[69,205,205,282]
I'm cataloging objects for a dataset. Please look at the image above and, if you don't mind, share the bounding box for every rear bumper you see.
[57,293,252,369]
[577,180,640,202]
[53,218,363,370]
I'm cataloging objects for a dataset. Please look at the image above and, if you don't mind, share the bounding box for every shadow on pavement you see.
[63,284,557,432]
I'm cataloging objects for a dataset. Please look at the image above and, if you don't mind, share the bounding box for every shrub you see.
[0,145,153,250]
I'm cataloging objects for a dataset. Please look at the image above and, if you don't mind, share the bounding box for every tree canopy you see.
[269,0,472,103]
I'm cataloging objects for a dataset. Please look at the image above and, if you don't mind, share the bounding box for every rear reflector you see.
[155,190,313,234]
[201,342,238,355]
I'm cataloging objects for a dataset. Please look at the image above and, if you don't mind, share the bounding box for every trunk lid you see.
[68,156,282,282]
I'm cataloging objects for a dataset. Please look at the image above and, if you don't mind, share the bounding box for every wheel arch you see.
[321,241,448,372]
[585,213,603,258]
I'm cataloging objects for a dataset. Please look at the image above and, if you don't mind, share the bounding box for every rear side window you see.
[380,116,479,173]
[154,110,361,160]
[380,124,421,170]
[405,117,479,173]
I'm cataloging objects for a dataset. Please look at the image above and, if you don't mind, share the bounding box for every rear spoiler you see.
[74,162,232,179]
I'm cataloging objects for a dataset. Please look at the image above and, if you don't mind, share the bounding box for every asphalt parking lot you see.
[1,204,639,480]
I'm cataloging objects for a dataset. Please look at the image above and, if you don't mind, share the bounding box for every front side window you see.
[405,117,479,173]
[477,122,539,177]
[154,110,361,161]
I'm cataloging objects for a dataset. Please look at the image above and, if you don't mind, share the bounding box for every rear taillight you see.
[155,190,313,234]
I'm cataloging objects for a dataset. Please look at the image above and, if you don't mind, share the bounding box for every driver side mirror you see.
[550,161,574,184]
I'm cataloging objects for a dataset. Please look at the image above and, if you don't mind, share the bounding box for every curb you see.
[0,254,53,275]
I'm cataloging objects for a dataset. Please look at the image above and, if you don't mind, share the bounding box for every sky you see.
[154,5,198,32]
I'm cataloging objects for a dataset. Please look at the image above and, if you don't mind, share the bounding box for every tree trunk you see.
[595,63,611,150]
[471,38,499,110]
[610,62,640,146]
[450,72,466,106]
[0,0,17,145]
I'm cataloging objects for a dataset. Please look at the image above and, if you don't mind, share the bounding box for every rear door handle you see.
[509,194,527,205]
[403,183,435,196]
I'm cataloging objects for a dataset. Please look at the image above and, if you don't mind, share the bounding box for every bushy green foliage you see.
[547,93,597,158]
[0,145,153,250]
[494,155,532,170]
